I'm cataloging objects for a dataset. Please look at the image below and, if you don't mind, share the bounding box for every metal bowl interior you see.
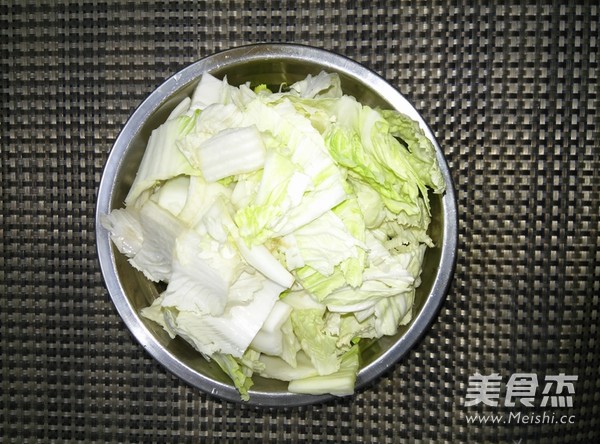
[96,44,457,407]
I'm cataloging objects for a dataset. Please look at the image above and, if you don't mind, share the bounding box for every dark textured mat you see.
[1,1,598,442]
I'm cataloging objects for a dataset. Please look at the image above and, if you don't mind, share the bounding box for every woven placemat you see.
[1,1,598,442]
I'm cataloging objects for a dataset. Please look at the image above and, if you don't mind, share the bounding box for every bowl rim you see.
[95,43,458,407]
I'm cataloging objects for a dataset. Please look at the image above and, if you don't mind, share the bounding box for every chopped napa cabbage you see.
[139,293,177,338]
[103,70,447,401]
[290,308,344,376]
[166,96,192,121]
[233,238,295,288]
[177,176,231,227]
[129,200,186,283]
[232,98,348,245]
[337,313,377,347]
[323,94,435,217]
[125,115,201,206]
[331,197,367,287]
[288,70,343,99]
[100,207,143,257]
[287,344,360,396]
[159,230,242,316]
[321,231,414,313]
[178,125,267,182]
[212,348,264,401]
[258,351,318,381]
[278,315,302,367]
[352,179,386,229]
[191,72,231,109]
[159,276,285,357]
[250,300,293,356]
[190,73,256,111]
[380,109,445,194]
[152,175,190,217]
[279,209,365,276]
[292,230,414,314]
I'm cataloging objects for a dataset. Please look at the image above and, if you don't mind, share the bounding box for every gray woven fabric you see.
[1,1,598,442]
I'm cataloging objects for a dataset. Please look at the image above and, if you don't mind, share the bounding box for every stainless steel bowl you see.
[96,44,457,407]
